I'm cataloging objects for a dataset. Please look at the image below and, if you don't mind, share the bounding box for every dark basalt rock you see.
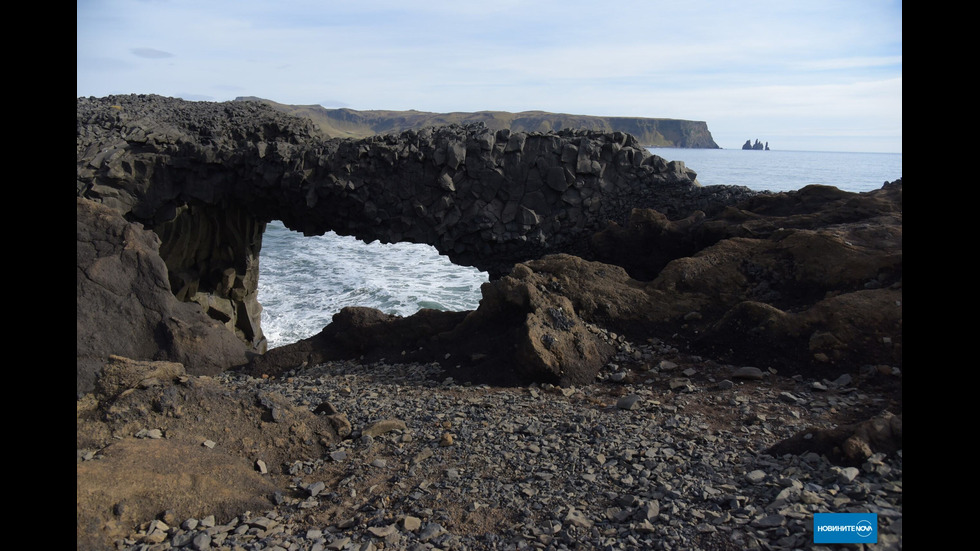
[76,198,249,396]
[766,411,903,466]
[77,94,901,391]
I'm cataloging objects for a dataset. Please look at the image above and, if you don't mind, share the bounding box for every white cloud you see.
[77,0,902,152]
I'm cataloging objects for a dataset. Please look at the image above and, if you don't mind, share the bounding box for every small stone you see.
[637,500,660,520]
[717,379,734,389]
[171,532,195,547]
[838,467,860,483]
[191,532,211,549]
[412,447,434,464]
[367,524,396,537]
[745,470,767,484]
[419,523,446,541]
[327,537,350,550]
[635,519,656,533]
[248,516,277,530]
[255,459,267,473]
[439,432,454,446]
[753,514,785,528]
[779,391,802,404]
[148,519,170,534]
[307,481,326,497]
[142,530,168,544]
[136,428,164,439]
[370,458,387,468]
[564,508,594,529]
[732,366,764,380]
[669,377,693,391]
[330,450,348,462]
[616,395,641,410]
[402,516,422,531]
[362,419,407,437]
[202,439,216,449]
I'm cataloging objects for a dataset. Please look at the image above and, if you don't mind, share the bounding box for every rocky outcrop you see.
[247,181,902,385]
[77,94,755,391]
[77,197,250,396]
[742,139,769,150]
[77,94,901,392]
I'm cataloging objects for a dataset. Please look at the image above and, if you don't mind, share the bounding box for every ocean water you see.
[257,227,490,348]
[258,149,902,348]
[647,148,902,193]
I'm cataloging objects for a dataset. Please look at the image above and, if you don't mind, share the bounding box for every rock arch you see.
[77,95,901,394]
[77,95,753,356]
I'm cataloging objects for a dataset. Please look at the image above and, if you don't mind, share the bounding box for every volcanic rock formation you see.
[77,94,901,392]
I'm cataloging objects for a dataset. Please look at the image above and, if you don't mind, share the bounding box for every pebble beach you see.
[116,336,902,551]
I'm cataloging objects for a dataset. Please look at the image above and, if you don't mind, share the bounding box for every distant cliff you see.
[237,97,720,149]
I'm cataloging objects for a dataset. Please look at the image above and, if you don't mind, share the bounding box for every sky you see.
[77,0,902,153]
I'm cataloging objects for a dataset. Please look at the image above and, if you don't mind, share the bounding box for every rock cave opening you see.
[151,201,266,352]
[257,220,489,349]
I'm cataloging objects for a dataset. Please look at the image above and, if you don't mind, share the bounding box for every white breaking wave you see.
[258,223,488,348]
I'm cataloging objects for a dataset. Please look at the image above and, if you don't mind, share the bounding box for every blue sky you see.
[77,0,902,153]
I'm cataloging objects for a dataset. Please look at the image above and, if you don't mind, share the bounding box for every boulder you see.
[243,261,617,386]
[766,411,903,465]
[588,182,903,376]
[77,198,249,395]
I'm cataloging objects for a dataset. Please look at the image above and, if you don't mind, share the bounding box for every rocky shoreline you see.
[77,95,902,550]
[78,332,901,551]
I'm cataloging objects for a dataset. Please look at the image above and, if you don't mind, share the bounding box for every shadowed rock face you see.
[77,94,901,390]
[76,198,251,395]
[76,95,751,354]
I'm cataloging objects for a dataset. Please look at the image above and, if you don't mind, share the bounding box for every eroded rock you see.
[766,411,903,466]
[77,198,249,395]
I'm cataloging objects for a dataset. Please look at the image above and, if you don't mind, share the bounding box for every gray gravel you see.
[116,342,902,551]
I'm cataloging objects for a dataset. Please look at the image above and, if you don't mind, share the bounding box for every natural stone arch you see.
[76,94,755,366]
